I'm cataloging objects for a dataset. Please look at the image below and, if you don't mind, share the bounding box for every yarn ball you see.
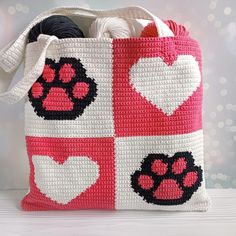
[28,15,84,43]
[140,22,158,37]
[165,20,189,36]
[140,20,189,37]
[89,17,132,38]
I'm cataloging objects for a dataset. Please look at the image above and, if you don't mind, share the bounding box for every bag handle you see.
[0,35,58,104]
[0,6,174,73]
[0,6,174,104]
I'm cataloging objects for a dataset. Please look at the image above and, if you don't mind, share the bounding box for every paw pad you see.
[131,152,203,205]
[28,58,97,120]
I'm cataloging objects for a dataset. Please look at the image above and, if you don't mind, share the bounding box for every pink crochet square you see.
[22,136,115,210]
[113,37,202,137]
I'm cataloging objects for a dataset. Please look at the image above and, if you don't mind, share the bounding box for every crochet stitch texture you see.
[0,6,210,211]
[21,34,209,211]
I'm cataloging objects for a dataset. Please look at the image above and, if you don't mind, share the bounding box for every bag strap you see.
[0,6,174,104]
[0,35,58,104]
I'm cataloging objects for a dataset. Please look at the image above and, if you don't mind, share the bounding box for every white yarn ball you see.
[89,17,134,38]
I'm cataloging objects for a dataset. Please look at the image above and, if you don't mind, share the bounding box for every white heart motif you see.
[130,55,201,116]
[32,155,99,204]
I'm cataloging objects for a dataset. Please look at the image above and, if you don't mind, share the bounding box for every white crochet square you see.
[115,130,210,211]
[24,39,114,138]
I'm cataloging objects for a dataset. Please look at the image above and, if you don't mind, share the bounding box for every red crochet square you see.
[112,37,202,137]
[22,136,115,210]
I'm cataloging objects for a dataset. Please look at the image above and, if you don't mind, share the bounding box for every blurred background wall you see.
[0,0,235,189]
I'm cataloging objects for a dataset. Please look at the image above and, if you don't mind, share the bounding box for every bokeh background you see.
[0,0,235,190]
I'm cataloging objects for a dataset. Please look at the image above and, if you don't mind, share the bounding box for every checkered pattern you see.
[21,36,210,211]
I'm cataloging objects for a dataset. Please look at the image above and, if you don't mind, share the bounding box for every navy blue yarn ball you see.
[28,15,84,43]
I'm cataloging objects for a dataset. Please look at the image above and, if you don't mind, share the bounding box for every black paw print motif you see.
[28,57,97,120]
[131,152,203,205]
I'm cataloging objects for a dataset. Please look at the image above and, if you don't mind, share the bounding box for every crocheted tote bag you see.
[0,6,210,211]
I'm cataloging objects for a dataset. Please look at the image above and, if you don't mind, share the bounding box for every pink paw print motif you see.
[28,58,97,120]
[131,152,203,205]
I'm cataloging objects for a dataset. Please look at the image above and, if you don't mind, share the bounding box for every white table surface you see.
[0,189,235,236]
